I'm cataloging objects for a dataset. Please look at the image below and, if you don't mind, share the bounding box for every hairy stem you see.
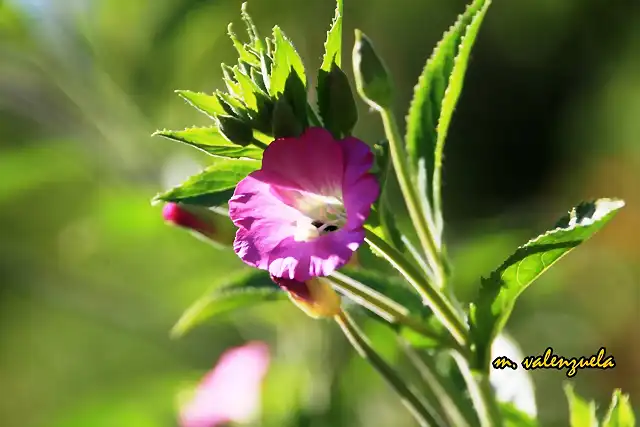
[365,228,468,348]
[452,352,503,427]
[335,310,444,427]
[378,108,445,286]
[329,272,463,353]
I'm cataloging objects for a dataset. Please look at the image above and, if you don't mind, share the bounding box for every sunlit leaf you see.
[603,389,636,427]
[171,269,284,337]
[269,26,306,97]
[405,0,491,240]
[470,199,625,368]
[320,0,343,71]
[153,127,263,159]
[564,384,598,427]
[152,158,260,206]
[233,66,260,110]
[176,90,226,119]
[227,23,261,67]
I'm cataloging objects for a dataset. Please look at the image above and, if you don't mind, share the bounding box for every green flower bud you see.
[217,115,254,146]
[317,62,358,139]
[352,30,393,110]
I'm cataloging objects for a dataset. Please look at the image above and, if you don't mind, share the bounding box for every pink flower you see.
[179,342,270,427]
[229,127,379,281]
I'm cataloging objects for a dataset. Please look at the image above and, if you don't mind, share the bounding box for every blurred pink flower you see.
[179,342,270,427]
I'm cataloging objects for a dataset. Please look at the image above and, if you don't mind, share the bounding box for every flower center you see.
[290,194,347,242]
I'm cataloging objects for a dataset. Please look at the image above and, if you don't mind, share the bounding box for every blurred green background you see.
[1,0,638,426]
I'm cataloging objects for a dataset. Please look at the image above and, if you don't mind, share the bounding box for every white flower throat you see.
[292,193,347,242]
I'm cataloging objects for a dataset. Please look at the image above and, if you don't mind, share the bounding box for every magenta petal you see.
[261,127,345,196]
[340,137,380,230]
[179,342,270,427]
[267,228,365,281]
[229,170,305,269]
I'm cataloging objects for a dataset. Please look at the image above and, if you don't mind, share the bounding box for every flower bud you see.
[162,203,236,247]
[271,276,342,318]
[317,62,358,139]
[352,30,393,110]
[217,115,254,146]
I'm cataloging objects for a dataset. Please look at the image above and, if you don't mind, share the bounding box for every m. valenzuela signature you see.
[492,347,616,377]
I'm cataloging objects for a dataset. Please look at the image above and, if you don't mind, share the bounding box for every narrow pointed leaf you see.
[603,390,636,427]
[320,0,343,71]
[171,270,284,337]
[176,90,226,119]
[228,23,261,67]
[405,0,491,240]
[241,2,263,51]
[564,384,598,427]
[470,199,625,368]
[152,158,260,206]
[269,26,306,97]
[233,66,260,110]
[153,127,263,159]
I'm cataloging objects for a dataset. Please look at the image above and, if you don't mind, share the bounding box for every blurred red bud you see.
[162,203,236,247]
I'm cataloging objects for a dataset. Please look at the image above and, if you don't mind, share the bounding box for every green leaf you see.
[233,66,261,110]
[176,90,226,119]
[241,2,264,51]
[603,390,636,427]
[320,0,343,71]
[171,269,284,337]
[352,30,393,110]
[317,62,358,138]
[500,403,538,427]
[216,90,250,120]
[227,23,261,67]
[564,384,599,427]
[222,64,243,99]
[153,127,263,159]
[152,158,260,206]
[405,0,491,239]
[470,199,625,368]
[269,26,306,97]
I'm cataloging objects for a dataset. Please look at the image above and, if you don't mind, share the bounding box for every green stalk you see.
[251,138,269,150]
[451,352,503,427]
[329,272,462,352]
[307,103,323,127]
[365,228,467,348]
[379,108,445,286]
[335,310,445,427]
[400,343,475,427]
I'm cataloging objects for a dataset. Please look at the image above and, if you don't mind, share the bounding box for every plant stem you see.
[365,228,468,348]
[329,272,462,352]
[307,103,323,127]
[452,352,503,427]
[400,341,474,427]
[334,310,445,427]
[378,108,445,286]
[251,138,269,150]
